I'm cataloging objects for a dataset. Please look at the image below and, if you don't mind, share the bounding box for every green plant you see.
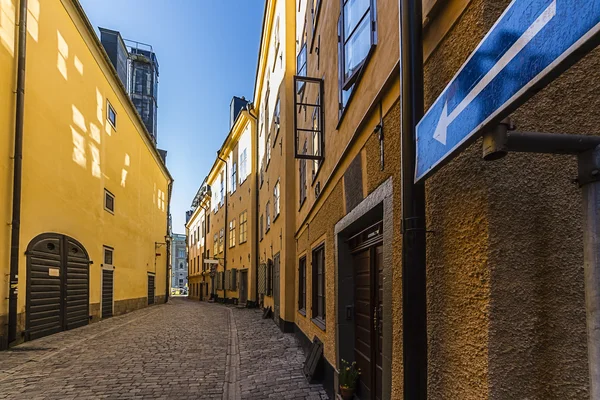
[339,359,361,389]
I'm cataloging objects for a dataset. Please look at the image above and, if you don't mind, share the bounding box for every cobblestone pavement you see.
[0,299,328,399]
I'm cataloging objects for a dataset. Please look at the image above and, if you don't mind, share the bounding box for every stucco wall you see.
[417,0,592,397]
[1,0,170,339]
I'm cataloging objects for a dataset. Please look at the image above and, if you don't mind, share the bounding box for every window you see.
[296,43,307,95]
[266,133,271,165]
[219,228,224,253]
[299,141,307,206]
[231,162,237,192]
[179,278,183,285]
[266,201,271,231]
[260,214,264,241]
[213,233,218,256]
[274,96,281,128]
[104,189,115,214]
[239,149,248,183]
[107,101,117,129]
[229,219,236,248]
[298,256,306,312]
[239,211,248,244]
[206,214,210,234]
[274,16,281,63]
[178,249,185,258]
[338,0,377,111]
[293,77,324,161]
[274,180,280,218]
[312,244,326,328]
[219,172,225,207]
[311,0,322,37]
[312,98,322,176]
[103,246,113,266]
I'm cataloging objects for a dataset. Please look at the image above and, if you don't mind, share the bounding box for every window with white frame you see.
[266,201,271,231]
[229,219,236,248]
[219,228,224,253]
[107,100,117,129]
[239,148,248,183]
[103,246,113,266]
[219,172,225,207]
[104,189,115,214]
[213,233,218,256]
[231,162,237,192]
[239,211,248,244]
[338,0,377,111]
[274,180,280,218]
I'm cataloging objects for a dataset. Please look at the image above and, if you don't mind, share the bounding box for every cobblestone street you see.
[0,299,328,399]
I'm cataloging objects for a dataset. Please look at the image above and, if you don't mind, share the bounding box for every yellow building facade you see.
[187,108,257,306]
[0,0,171,347]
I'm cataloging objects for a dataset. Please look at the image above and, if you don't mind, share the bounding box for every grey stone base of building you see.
[154,295,166,305]
[114,297,148,316]
[277,317,295,333]
[294,323,335,399]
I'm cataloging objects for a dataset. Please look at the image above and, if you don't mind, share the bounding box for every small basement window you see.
[104,189,115,214]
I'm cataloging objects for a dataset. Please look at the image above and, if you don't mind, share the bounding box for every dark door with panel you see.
[240,270,248,305]
[273,253,280,321]
[148,274,155,304]
[350,222,384,400]
[26,233,90,341]
[102,269,114,318]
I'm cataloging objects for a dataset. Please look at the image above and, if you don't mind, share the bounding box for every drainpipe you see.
[217,154,228,302]
[165,181,173,304]
[200,202,209,300]
[399,0,427,398]
[8,0,28,346]
[246,104,259,306]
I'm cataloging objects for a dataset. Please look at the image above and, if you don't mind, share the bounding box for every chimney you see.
[230,96,249,129]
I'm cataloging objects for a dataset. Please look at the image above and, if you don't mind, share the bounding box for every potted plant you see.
[338,359,360,400]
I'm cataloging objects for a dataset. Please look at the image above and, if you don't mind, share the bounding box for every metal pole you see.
[399,0,427,397]
[8,0,28,346]
[579,146,600,399]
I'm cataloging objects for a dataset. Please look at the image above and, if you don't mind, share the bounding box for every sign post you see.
[415,0,600,183]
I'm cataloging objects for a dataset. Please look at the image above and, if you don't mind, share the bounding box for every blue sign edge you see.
[414,0,600,183]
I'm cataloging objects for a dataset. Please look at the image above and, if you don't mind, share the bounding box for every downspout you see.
[217,154,228,302]
[165,181,173,304]
[200,203,209,300]
[8,0,28,346]
[399,0,427,398]
[246,104,259,306]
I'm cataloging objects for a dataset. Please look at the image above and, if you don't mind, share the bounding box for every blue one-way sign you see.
[415,0,600,182]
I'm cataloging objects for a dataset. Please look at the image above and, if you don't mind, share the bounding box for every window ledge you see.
[298,308,306,317]
[273,213,280,223]
[311,317,326,331]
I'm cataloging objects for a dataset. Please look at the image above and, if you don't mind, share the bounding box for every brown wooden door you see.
[353,244,384,400]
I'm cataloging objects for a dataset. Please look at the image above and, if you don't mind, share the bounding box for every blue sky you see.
[79,0,264,235]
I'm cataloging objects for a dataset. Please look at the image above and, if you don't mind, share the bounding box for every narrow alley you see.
[0,299,328,400]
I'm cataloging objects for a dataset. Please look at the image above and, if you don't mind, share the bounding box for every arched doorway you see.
[26,233,90,341]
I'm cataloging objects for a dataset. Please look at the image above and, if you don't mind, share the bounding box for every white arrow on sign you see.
[433,0,557,145]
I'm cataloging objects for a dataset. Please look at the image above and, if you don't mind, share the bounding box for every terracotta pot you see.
[339,386,354,400]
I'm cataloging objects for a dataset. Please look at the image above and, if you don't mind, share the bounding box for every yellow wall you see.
[0,0,171,334]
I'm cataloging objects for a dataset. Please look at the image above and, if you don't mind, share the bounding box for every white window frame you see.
[106,100,117,129]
